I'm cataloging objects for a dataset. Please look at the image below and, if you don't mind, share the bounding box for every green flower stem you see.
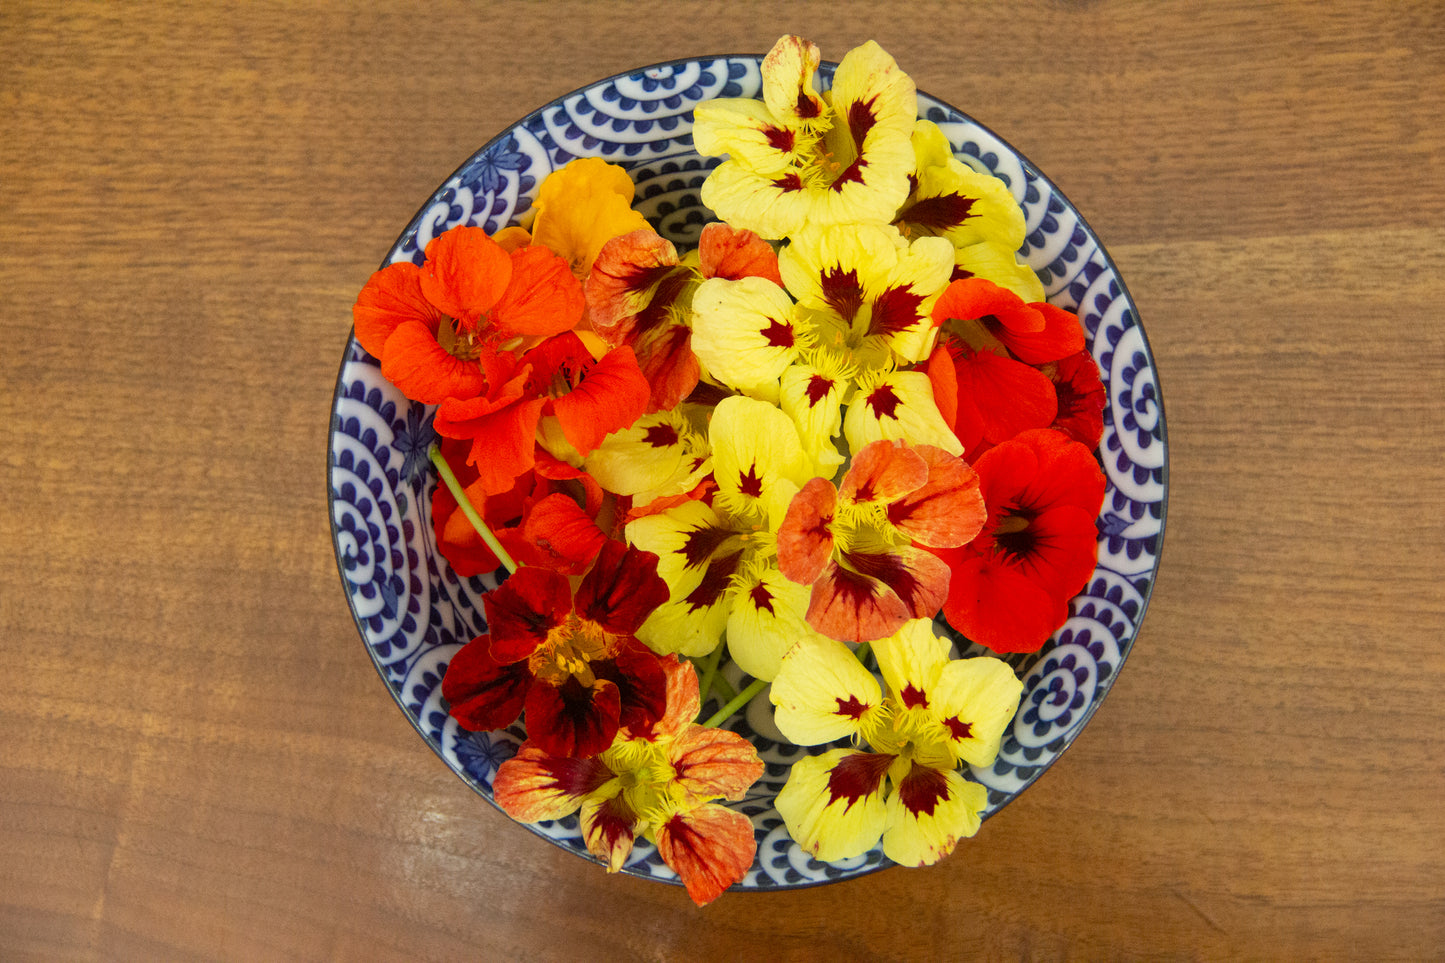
[695,645,724,712]
[701,678,767,729]
[854,641,872,668]
[711,672,739,702]
[428,443,517,576]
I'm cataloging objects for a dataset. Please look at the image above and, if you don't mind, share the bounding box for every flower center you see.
[530,615,615,686]
[436,315,482,361]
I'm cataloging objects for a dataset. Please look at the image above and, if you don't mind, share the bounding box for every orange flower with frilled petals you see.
[352,225,585,404]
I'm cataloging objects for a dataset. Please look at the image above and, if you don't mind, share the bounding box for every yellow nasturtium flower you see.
[694,36,918,239]
[530,157,652,279]
[770,620,1023,866]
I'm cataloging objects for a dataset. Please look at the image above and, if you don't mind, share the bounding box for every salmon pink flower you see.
[493,658,764,905]
[770,620,1022,865]
[441,539,671,757]
[693,36,918,239]
[776,439,985,644]
[933,428,1106,653]
[352,225,584,404]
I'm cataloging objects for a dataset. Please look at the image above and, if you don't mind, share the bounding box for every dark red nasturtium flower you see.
[931,428,1106,654]
[441,539,672,757]
[1042,349,1107,449]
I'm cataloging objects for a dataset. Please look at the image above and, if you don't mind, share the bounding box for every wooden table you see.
[4,2,1442,959]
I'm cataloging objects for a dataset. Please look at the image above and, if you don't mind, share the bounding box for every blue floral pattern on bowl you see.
[328,55,1168,892]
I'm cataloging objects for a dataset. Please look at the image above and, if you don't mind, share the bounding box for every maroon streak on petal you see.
[899,684,929,709]
[764,126,796,152]
[868,286,927,340]
[885,446,987,548]
[825,750,895,808]
[805,374,835,407]
[864,382,903,420]
[679,522,737,570]
[846,97,880,149]
[807,561,912,644]
[760,317,795,348]
[683,550,744,612]
[737,464,764,499]
[776,476,837,584]
[642,423,680,448]
[898,193,977,232]
[844,544,951,620]
[773,172,805,192]
[839,439,928,506]
[820,266,865,321]
[656,805,757,907]
[595,637,670,739]
[896,761,950,817]
[944,716,974,740]
[748,581,776,615]
[583,792,639,869]
[484,568,573,663]
[834,694,870,720]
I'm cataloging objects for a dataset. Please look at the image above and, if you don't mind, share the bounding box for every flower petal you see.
[377,320,487,404]
[698,222,784,286]
[709,395,814,523]
[530,157,650,278]
[493,742,615,823]
[773,749,892,863]
[521,491,608,575]
[580,791,640,872]
[880,763,986,866]
[839,439,929,506]
[760,35,827,131]
[670,725,766,802]
[483,566,572,663]
[869,618,951,709]
[771,636,885,745]
[492,243,586,338]
[938,548,1070,654]
[595,637,671,740]
[690,276,801,400]
[930,656,1024,768]
[550,344,652,457]
[805,558,913,645]
[884,444,987,547]
[418,226,512,331]
[655,804,758,907]
[725,563,820,682]
[843,370,963,458]
[574,539,670,637]
[776,476,837,585]
[441,634,533,732]
[524,675,622,759]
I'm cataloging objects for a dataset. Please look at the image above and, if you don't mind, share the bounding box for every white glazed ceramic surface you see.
[328,56,1168,890]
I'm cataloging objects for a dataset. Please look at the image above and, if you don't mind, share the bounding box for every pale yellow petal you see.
[870,618,951,706]
[930,656,1025,768]
[690,276,801,398]
[843,370,964,457]
[692,97,799,174]
[881,764,986,866]
[771,636,884,745]
[585,410,693,496]
[774,749,891,863]
[760,35,828,131]
[708,395,813,522]
[779,362,846,482]
[725,562,820,682]
[953,240,1046,303]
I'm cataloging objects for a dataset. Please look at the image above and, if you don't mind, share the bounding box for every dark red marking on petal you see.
[630,269,694,339]
[594,637,670,738]
[749,581,776,615]
[737,464,764,498]
[764,126,796,152]
[898,193,978,232]
[525,676,622,758]
[825,751,895,808]
[534,752,616,800]
[865,383,903,420]
[575,539,670,636]
[773,172,805,192]
[834,694,869,720]
[842,548,925,613]
[680,522,736,570]
[944,716,974,741]
[683,550,744,612]
[847,97,880,150]
[760,317,795,348]
[868,287,927,340]
[805,374,834,407]
[796,91,822,119]
[899,683,929,709]
[949,264,976,282]
[896,762,950,817]
[642,423,680,448]
[820,267,864,321]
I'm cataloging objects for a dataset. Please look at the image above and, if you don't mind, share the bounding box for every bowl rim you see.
[327,50,1170,891]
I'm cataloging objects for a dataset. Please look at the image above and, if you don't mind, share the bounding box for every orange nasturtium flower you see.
[692,36,918,239]
[770,620,1022,866]
[530,157,652,280]
[493,657,765,906]
[352,225,584,404]
[776,439,985,644]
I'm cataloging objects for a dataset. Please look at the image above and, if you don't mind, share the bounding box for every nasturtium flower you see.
[931,277,1085,366]
[776,439,985,644]
[627,397,820,679]
[779,360,848,481]
[583,407,711,511]
[441,539,672,758]
[770,620,1022,865]
[530,158,652,279]
[690,275,806,403]
[923,336,1059,462]
[352,225,585,404]
[932,428,1106,653]
[694,36,918,239]
[895,121,1028,254]
[431,435,607,577]
[432,332,650,495]
[1042,350,1106,448]
[493,657,764,905]
[778,223,954,368]
[842,368,964,459]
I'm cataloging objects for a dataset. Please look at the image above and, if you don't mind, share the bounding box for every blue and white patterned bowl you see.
[328,55,1168,891]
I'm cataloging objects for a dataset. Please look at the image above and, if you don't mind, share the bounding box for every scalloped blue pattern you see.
[328,56,1168,892]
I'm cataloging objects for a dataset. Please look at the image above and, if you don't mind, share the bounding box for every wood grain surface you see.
[2,2,1442,960]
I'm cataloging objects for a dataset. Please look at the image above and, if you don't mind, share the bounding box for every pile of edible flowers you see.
[353,35,1105,906]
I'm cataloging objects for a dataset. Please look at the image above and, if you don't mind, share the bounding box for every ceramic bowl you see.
[328,55,1168,891]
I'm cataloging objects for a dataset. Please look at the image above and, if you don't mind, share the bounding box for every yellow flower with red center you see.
[769,620,1022,865]
[693,36,918,239]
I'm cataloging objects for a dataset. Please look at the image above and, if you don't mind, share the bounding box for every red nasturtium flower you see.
[431,436,608,577]
[932,428,1106,653]
[352,225,585,404]
[1042,349,1107,448]
[441,539,672,757]
[776,439,986,644]
[431,331,651,496]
